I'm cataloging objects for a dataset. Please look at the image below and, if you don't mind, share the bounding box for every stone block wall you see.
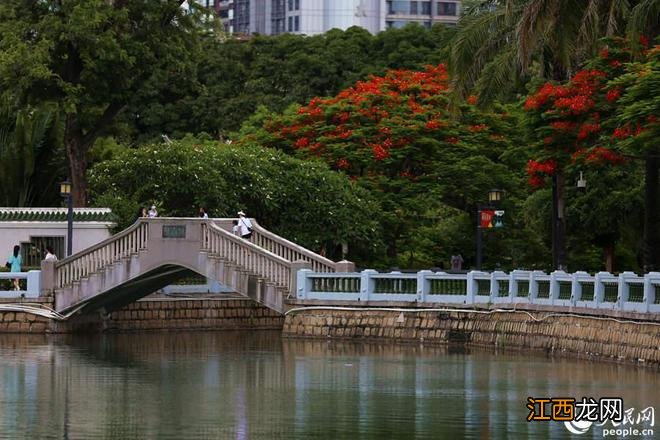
[103,298,283,331]
[0,296,283,333]
[0,311,52,333]
[282,308,660,367]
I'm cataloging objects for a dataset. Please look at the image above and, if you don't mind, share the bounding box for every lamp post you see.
[60,181,73,257]
[476,189,503,270]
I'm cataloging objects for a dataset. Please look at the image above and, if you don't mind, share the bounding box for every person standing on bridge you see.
[237,211,253,239]
[44,246,58,261]
[199,207,209,219]
[6,245,21,291]
[148,205,158,218]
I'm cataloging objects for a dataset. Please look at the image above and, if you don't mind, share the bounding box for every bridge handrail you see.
[55,220,149,288]
[201,222,292,291]
[212,218,336,272]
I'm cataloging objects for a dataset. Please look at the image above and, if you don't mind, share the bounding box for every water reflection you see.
[0,332,657,439]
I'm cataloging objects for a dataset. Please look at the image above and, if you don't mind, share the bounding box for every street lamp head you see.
[60,181,71,197]
[488,189,503,203]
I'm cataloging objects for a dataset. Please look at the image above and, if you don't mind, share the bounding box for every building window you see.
[288,16,293,31]
[421,1,431,15]
[294,0,299,10]
[410,1,418,14]
[437,2,457,16]
[294,15,299,31]
[386,20,407,29]
[21,236,64,268]
[387,1,409,15]
[288,0,293,11]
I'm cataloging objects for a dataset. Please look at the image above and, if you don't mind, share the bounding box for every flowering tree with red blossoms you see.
[523,38,657,270]
[242,64,522,265]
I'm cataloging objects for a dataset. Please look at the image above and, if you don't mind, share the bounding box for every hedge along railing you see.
[296,269,660,313]
[55,221,149,288]
[212,218,337,273]
[201,222,292,291]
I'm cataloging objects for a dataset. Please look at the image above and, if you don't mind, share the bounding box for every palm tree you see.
[452,0,657,102]
[0,99,64,206]
[450,0,658,270]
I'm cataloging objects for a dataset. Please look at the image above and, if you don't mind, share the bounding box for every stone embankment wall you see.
[103,297,283,332]
[0,296,283,333]
[282,308,660,367]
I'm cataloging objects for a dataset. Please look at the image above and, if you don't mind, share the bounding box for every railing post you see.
[509,270,521,301]
[360,269,377,302]
[549,270,564,304]
[416,270,431,303]
[26,270,41,298]
[594,271,609,307]
[291,260,312,299]
[571,271,587,306]
[490,270,505,303]
[617,271,635,310]
[40,260,56,295]
[296,268,313,300]
[466,271,477,305]
[643,272,659,313]
[529,271,543,304]
[335,260,355,272]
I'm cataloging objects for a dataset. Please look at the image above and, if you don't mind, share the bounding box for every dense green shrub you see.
[88,139,385,264]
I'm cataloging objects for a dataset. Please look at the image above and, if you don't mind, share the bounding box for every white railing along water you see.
[296,269,660,314]
[0,271,40,298]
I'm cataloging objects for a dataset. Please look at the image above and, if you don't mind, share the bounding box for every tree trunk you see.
[643,152,660,272]
[64,113,89,207]
[552,173,567,270]
[604,243,614,273]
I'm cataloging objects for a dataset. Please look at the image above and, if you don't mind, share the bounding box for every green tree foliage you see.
[607,43,660,270]
[0,98,65,206]
[88,138,384,264]
[0,0,205,205]
[121,24,456,141]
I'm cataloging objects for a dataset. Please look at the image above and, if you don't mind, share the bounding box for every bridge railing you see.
[296,269,660,313]
[0,271,40,298]
[55,220,149,288]
[201,222,292,291]
[212,218,337,272]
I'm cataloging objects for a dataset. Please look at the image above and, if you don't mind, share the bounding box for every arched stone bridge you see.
[40,218,353,316]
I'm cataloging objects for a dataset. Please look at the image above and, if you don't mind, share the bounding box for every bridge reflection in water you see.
[0,331,657,439]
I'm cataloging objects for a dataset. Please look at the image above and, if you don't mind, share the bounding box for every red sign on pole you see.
[480,210,495,228]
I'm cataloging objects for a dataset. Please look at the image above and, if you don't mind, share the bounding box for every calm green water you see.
[0,331,657,439]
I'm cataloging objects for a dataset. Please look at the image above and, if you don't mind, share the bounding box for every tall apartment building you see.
[212,0,460,36]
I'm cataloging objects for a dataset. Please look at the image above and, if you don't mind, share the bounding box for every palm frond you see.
[474,47,520,104]
[627,0,660,46]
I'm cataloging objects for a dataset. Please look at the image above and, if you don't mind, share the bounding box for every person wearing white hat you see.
[148,205,158,218]
[237,211,253,239]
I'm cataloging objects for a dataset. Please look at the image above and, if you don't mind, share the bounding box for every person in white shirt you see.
[44,246,58,261]
[231,220,240,236]
[148,205,158,218]
[199,207,209,219]
[237,211,253,239]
